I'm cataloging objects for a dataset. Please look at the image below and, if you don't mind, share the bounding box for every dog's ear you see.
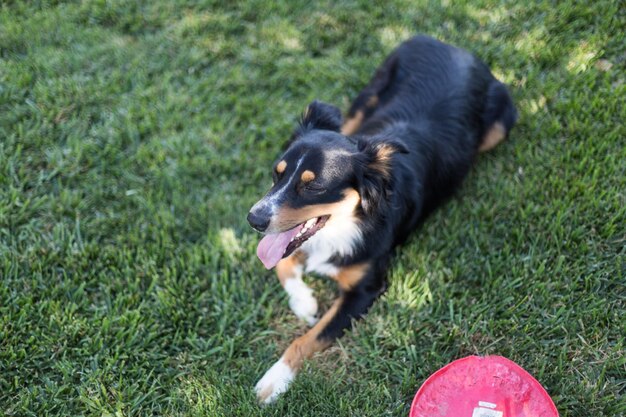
[355,138,409,215]
[300,100,342,132]
[285,100,343,149]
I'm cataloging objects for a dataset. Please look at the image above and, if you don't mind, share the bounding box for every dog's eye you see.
[301,181,325,194]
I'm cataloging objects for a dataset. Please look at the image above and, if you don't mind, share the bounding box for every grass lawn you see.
[1,1,625,415]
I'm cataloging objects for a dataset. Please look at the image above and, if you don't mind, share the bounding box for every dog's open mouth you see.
[256,215,330,269]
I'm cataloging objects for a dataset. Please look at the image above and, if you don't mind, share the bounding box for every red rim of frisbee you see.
[409,355,559,417]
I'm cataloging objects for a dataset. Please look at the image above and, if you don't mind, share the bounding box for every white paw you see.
[284,278,319,326]
[254,356,295,404]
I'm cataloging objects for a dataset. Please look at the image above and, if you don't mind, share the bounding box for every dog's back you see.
[343,35,518,241]
[349,35,516,143]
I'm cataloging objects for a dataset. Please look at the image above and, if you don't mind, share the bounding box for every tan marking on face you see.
[334,263,370,290]
[479,122,506,152]
[303,105,311,120]
[273,188,360,231]
[366,95,379,108]
[301,170,315,183]
[340,110,364,135]
[282,298,341,370]
[276,251,306,286]
[276,160,287,174]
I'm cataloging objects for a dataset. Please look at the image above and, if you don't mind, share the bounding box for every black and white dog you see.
[247,35,517,403]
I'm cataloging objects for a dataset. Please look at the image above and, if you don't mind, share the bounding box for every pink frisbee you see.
[410,355,559,417]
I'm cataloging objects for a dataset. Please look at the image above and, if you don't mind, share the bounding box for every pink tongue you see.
[256,225,302,269]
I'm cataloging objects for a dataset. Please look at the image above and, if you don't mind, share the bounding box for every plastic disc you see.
[409,355,559,417]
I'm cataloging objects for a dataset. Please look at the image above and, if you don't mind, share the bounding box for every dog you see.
[247,35,517,404]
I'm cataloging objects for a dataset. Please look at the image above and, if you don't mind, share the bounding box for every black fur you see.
[250,35,517,361]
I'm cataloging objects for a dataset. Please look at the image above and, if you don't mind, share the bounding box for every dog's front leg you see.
[275,252,318,326]
[255,261,385,404]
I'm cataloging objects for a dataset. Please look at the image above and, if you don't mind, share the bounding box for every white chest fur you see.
[301,216,362,277]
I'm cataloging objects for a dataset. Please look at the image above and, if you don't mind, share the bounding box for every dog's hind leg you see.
[342,54,398,135]
[276,252,318,326]
[479,122,507,152]
[255,260,386,404]
[479,80,518,152]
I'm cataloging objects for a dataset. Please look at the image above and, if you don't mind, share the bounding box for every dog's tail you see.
[479,80,518,152]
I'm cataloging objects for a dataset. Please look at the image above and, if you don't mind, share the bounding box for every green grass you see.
[1,1,625,415]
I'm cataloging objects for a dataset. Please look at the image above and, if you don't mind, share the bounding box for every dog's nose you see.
[247,211,270,232]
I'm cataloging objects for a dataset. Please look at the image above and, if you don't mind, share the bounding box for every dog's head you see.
[248,100,407,269]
